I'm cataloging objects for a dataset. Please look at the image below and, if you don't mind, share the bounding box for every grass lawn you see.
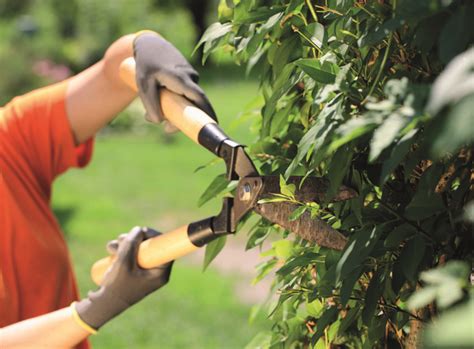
[52,66,269,348]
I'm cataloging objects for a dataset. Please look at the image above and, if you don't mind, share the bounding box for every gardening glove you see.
[74,226,173,330]
[133,31,217,124]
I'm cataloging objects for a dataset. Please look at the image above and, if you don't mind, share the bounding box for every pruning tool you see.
[91,58,357,285]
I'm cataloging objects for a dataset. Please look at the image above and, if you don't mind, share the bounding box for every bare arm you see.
[0,307,90,349]
[66,34,137,145]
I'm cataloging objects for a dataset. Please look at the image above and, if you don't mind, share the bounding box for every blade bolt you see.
[240,183,252,201]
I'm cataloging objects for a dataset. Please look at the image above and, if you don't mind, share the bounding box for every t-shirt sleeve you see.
[1,81,94,190]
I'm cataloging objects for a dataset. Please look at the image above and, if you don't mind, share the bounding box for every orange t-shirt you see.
[0,81,93,348]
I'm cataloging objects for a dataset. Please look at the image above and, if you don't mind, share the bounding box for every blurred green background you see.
[0,0,268,347]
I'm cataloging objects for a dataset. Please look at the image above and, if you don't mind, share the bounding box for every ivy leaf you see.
[203,235,227,271]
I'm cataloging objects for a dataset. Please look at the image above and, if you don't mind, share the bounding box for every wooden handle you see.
[119,57,216,144]
[91,224,198,286]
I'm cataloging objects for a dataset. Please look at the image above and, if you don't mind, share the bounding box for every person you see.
[0,31,216,348]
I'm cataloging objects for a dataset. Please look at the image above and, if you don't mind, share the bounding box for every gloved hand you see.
[134,31,217,123]
[74,226,173,330]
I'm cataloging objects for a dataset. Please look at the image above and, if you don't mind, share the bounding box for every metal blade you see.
[234,147,259,178]
[254,202,347,251]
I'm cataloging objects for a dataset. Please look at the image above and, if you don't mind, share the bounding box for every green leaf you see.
[429,95,474,158]
[438,4,474,64]
[426,47,474,115]
[289,205,307,221]
[400,235,426,283]
[194,22,233,54]
[369,111,411,162]
[328,116,379,153]
[326,145,353,200]
[272,239,294,259]
[244,331,272,349]
[358,17,405,48]
[383,223,417,249]
[362,269,385,325]
[294,59,337,84]
[285,97,341,176]
[416,261,470,309]
[338,305,361,336]
[246,225,270,250]
[276,252,321,275]
[306,299,324,317]
[336,226,383,283]
[253,258,278,283]
[303,22,326,49]
[464,201,474,223]
[198,174,230,207]
[203,235,227,271]
[407,286,438,310]
[404,164,445,220]
[273,37,299,78]
[379,129,418,184]
[279,175,296,199]
[423,297,474,348]
[340,266,363,306]
[311,306,338,345]
[234,6,283,24]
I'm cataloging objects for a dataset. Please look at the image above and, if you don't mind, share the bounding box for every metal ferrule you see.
[187,218,216,247]
[197,123,229,155]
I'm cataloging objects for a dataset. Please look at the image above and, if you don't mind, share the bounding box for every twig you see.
[291,25,323,55]
[305,0,318,22]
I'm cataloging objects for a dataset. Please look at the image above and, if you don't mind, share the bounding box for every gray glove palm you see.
[134,32,217,123]
[75,226,173,330]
